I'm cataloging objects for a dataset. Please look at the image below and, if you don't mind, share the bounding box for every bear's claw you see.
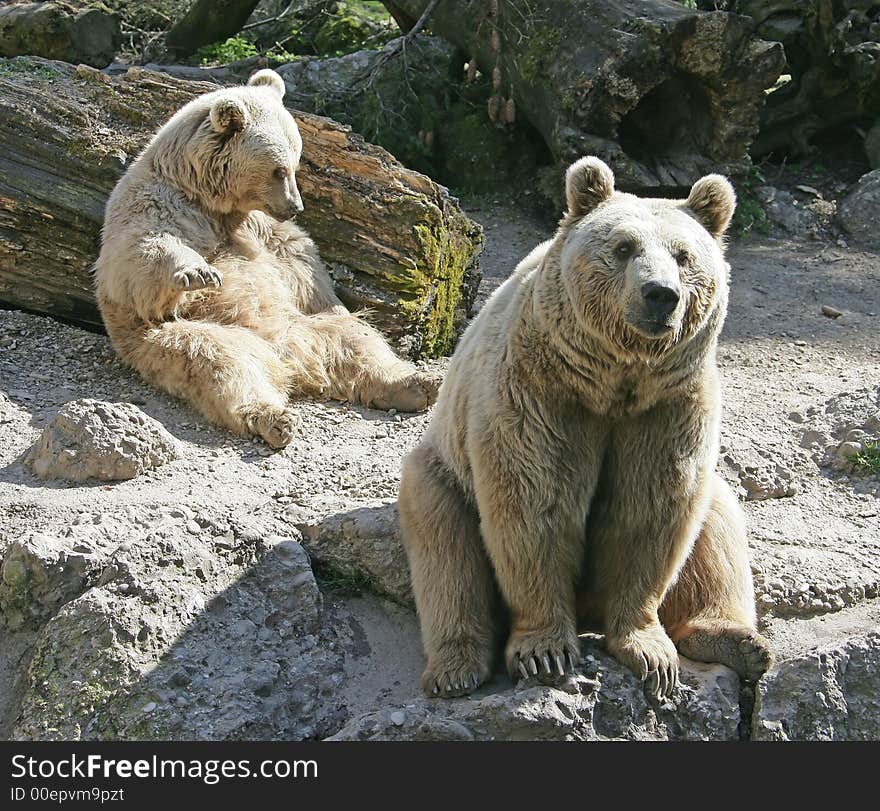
[607,624,679,701]
[172,265,223,290]
[507,629,581,686]
[422,641,492,698]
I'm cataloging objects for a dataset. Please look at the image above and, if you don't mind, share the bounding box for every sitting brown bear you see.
[398,156,772,698]
[94,70,438,448]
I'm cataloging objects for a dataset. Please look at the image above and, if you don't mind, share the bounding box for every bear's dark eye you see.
[675,249,692,266]
[274,167,288,180]
[614,242,634,260]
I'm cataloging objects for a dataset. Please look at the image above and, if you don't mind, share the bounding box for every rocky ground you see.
[1,191,879,741]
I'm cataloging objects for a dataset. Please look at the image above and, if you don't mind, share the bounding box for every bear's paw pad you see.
[242,406,301,449]
[372,371,442,413]
[677,626,773,683]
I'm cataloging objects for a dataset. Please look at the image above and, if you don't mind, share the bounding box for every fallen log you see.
[0,2,120,68]
[0,57,482,359]
[384,0,785,191]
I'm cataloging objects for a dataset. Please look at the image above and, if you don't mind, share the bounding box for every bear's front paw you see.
[422,641,492,699]
[606,624,679,700]
[172,264,223,290]
[506,627,581,686]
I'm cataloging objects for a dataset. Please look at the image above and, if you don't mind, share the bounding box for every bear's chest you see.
[594,370,667,420]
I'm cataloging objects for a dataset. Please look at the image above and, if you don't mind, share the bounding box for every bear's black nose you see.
[641,281,680,319]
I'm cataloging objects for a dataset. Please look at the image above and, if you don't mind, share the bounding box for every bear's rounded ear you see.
[210,96,248,134]
[565,156,615,218]
[687,174,736,238]
[248,69,286,99]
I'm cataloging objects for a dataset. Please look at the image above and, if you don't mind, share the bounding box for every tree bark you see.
[731,0,880,158]
[0,58,482,359]
[165,0,263,57]
[384,0,786,191]
[0,2,120,68]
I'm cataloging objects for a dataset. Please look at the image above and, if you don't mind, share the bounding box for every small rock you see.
[836,442,862,462]
[26,399,181,482]
[821,305,843,318]
[390,710,406,726]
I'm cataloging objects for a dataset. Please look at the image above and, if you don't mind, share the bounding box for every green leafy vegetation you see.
[266,1,397,59]
[731,165,769,236]
[312,1,396,57]
[853,441,880,475]
[314,563,374,596]
[520,28,562,84]
[196,36,258,66]
[0,57,63,79]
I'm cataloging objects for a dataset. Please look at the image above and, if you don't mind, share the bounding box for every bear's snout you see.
[271,197,304,221]
[641,281,680,321]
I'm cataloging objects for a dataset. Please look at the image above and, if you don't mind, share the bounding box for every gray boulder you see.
[289,499,411,604]
[838,170,880,248]
[754,631,880,741]
[26,399,181,482]
[8,521,339,741]
[330,653,742,741]
[0,2,120,68]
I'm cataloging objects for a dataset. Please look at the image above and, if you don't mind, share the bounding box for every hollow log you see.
[729,0,880,158]
[0,57,482,359]
[0,2,120,68]
[384,0,785,191]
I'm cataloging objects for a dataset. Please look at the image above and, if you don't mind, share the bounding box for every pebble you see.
[390,710,406,726]
[836,442,862,461]
[821,305,843,318]
[186,520,201,535]
[142,702,157,713]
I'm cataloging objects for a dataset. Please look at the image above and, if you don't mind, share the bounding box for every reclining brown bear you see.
[399,156,772,698]
[95,70,438,448]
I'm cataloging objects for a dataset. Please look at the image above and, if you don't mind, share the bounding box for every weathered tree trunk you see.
[0,58,482,359]
[165,0,263,57]
[385,0,786,191]
[728,0,880,158]
[0,2,120,68]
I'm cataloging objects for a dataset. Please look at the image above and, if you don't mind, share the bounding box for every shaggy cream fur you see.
[95,70,439,447]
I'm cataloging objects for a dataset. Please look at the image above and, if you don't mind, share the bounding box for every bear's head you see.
[556,156,735,359]
[153,69,304,221]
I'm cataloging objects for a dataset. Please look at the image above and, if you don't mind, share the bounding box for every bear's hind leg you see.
[130,320,299,448]
[284,312,441,412]
[399,444,496,698]
[660,474,772,682]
